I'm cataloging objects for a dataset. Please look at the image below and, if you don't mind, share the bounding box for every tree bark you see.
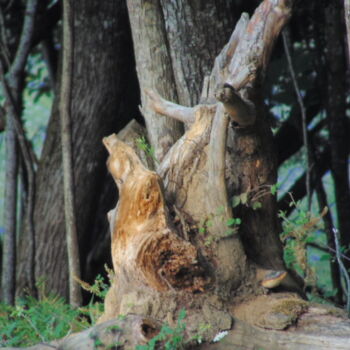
[99,0,306,342]
[325,1,350,252]
[60,0,82,307]
[345,0,350,64]
[1,0,39,303]
[126,0,239,161]
[16,0,137,299]
[1,119,18,305]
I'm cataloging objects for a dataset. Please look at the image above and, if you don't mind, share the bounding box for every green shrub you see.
[0,295,89,347]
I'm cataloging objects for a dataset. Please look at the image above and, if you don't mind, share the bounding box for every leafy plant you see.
[231,183,279,211]
[76,270,112,323]
[279,194,328,286]
[0,295,88,347]
[0,272,112,348]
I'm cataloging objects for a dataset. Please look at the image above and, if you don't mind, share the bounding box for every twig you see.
[9,0,38,80]
[333,228,350,316]
[282,30,311,209]
[307,242,350,262]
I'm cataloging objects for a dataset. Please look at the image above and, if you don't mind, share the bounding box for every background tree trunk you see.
[325,1,350,253]
[59,0,82,307]
[16,0,138,298]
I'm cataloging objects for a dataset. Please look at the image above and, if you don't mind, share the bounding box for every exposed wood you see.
[101,134,208,317]
[145,89,195,125]
[126,0,183,161]
[5,304,350,350]
[1,315,162,350]
[204,306,350,350]
[214,83,255,126]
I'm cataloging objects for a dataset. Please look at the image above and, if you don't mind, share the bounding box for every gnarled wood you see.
[100,134,209,322]
[4,305,350,350]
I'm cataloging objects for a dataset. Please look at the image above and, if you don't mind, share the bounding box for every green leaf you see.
[240,192,248,205]
[252,201,262,210]
[270,184,279,195]
[224,229,235,236]
[232,196,241,208]
[226,218,236,226]
[320,253,331,261]
[178,309,186,322]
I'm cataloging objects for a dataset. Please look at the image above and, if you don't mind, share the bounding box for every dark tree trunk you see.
[16,0,137,298]
[1,121,18,305]
[325,1,350,252]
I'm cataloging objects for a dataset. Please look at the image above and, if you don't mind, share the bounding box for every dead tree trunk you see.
[9,1,350,348]
[98,0,311,341]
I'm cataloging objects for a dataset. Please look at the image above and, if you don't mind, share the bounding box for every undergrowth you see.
[0,274,109,347]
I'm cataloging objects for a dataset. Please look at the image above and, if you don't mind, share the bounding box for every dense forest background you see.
[0,1,349,345]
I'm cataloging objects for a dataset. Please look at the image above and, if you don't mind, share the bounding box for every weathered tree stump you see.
[98,1,304,340]
[7,0,350,349]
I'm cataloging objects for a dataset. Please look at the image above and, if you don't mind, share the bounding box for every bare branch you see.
[9,0,38,80]
[145,89,195,125]
[333,228,350,316]
[200,12,249,102]
[215,83,255,126]
[227,0,293,90]
[207,104,232,223]
[282,30,311,209]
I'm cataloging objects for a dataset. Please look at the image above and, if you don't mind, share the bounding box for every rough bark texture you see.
[60,0,82,306]
[325,1,350,251]
[17,0,136,298]
[1,119,17,305]
[126,0,239,161]
[98,0,307,342]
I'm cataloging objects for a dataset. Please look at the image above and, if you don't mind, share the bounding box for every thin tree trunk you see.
[1,119,18,305]
[0,0,38,303]
[60,0,82,307]
[344,0,350,63]
[17,0,137,299]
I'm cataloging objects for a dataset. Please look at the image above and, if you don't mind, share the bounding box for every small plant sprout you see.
[136,136,158,164]
[231,183,280,211]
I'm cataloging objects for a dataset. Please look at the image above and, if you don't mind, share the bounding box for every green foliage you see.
[136,136,158,164]
[0,295,88,347]
[136,309,187,350]
[77,271,111,323]
[231,184,279,211]
[279,195,328,287]
[0,273,111,348]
